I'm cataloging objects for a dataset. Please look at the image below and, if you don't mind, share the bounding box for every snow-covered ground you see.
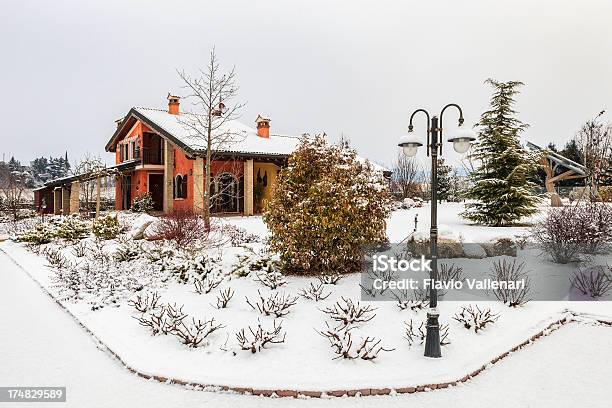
[1,249,611,408]
[1,203,611,406]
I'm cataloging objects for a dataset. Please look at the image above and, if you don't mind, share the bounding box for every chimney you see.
[167,93,180,115]
[255,114,271,138]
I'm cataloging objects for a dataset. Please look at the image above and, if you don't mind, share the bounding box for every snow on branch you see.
[236,319,286,353]
[321,297,377,329]
[453,305,499,333]
[404,319,450,347]
[213,287,235,309]
[245,290,298,318]
[318,323,394,360]
[298,282,331,301]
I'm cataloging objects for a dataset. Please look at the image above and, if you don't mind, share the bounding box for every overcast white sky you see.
[1,0,611,169]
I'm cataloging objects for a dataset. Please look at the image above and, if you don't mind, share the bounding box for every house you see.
[34,94,390,216]
[104,95,302,215]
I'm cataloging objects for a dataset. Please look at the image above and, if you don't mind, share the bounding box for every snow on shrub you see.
[489,258,531,306]
[246,290,298,318]
[131,192,154,213]
[404,319,450,347]
[318,323,394,360]
[453,305,499,333]
[17,222,56,245]
[55,216,89,241]
[92,214,120,239]
[321,297,377,330]
[532,203,612,263]
[236,319,286,353]
[231,248,279,277]
[570,266,612,298]
[213,288,235,309]
[219,224,261,246]
[132,300,223,347]
[392,290,428,311]
[263,135,392,275]
[114,237,142,262]
[298,282,331,301]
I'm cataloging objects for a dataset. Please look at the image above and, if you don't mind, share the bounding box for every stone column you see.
[61,186,71,216]
[53,188,62,215]
[244,159,254,216]
[163,140,175,213]
[69,181,80,215]
[193,157,205,215]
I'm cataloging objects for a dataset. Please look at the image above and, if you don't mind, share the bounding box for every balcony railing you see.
[133,147,164,165]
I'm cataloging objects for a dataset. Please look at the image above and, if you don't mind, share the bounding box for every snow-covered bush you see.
[246,290,298,317]
[214,288,235,309]
[570,266,612,298]
[17,223,56,245]
[236,319,286,353]
[114,237,142,262]
[254,269,286,290]
[318,273,343,285]
[92,215,120,239]
[318,323,394,360]
[489,258,531,306]
[219,224,261,246]
[483,238,517,257]
[55,216,89,241]
[453,305,499,333]
[131,192,154,213]
[404,319,450,347]
[129,291,162,313]
[231,249,278,277]
[321,297,377,329]
[392,290,428,311]
[43,246,72,270]
[532,203,612,263]
[193,272,223,294]
[298,282,331,301]
[71,240,89,257]
[264,135,392,275]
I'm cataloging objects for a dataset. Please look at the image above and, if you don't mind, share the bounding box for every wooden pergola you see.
[33,160,139,217]
[527,142,587,206]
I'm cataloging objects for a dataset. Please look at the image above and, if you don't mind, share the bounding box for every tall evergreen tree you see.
[436,158,452,203]
[461,79,540,226]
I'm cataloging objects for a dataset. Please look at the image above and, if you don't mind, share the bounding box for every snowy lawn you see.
[2,203,611,392]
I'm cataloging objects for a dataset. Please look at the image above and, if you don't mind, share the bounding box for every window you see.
[174,174,188,199]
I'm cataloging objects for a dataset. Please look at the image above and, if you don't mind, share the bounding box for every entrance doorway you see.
[121,175,132,210]
[213,173,239,213]
[148,174,164,211]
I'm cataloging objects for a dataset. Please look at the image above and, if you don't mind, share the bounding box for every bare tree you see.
[0,160,28,220]
[73,153,105,214]
[391,152,421,199]
[177,48,246,229]
[575,111,612,200]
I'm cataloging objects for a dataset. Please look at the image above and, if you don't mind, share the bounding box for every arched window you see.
[174,174,188,199]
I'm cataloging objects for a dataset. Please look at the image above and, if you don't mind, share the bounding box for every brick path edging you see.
[0,247,594,399]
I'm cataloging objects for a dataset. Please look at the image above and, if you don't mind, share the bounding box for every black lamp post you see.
[398,104,476,358]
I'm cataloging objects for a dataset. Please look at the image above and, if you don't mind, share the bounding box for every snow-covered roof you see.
[134,107,299,157]
[106,107,390,174]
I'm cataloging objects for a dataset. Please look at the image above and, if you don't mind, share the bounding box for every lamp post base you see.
[424,309,442,358]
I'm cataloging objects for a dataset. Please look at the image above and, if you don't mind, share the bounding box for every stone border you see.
[1,246,605,399]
